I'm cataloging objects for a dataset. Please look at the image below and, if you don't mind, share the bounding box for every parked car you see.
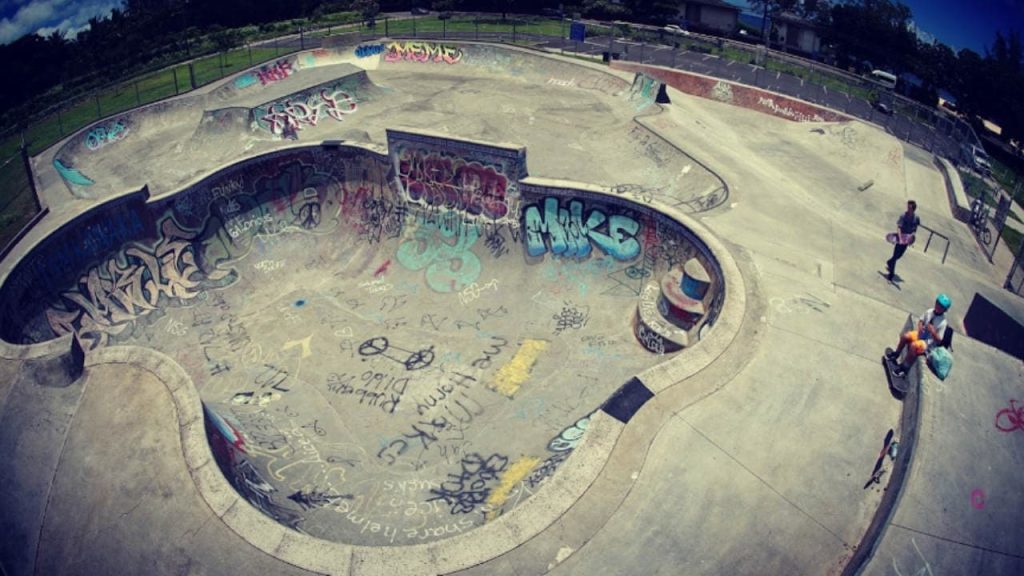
[874,101,893,116]
[968,144,993,177]
[410,7,429,15]
[663,24,689,36]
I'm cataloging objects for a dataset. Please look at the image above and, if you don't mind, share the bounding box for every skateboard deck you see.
[883,347,909,395]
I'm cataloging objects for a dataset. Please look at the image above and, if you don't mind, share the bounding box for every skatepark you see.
[1,38,1022,576]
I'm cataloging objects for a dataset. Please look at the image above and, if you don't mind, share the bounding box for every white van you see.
[870,70,897,90]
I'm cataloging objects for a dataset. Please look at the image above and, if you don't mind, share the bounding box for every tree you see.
[623,0,679,25]
[825,0,918,72]
[210,26,244,53]
[353,0,381,25]
[747,0,798,44]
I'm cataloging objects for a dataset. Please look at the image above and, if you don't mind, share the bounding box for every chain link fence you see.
[0,147,41,256]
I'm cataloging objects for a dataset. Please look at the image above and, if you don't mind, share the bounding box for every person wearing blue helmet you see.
[887,293,951,377]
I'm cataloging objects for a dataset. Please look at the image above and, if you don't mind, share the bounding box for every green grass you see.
[378,15,563,38]
[1002,224,1022,258]
[0,40,301,248]
[0,155,38,251]
[763,57,875,101]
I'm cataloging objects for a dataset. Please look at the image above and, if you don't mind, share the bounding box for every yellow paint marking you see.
[282,335,313,358]
[491,339,548,397]
[485,456,541,521]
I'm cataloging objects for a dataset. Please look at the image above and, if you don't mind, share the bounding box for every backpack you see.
[928,346,953,381]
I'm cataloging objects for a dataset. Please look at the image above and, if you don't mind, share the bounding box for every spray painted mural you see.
[253,79,360,138]
[0,134,725,547]
[383,41,464,64]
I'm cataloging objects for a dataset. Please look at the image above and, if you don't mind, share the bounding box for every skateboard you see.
[878,270,901,288]
[863,428,898,489]
[883,347,909,396]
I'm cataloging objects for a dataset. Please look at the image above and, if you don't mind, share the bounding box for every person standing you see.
[886,200,919,281]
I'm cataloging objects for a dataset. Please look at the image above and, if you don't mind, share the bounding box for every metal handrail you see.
[917,223,950,264]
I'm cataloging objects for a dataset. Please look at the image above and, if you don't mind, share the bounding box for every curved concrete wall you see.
[0,133,732,544]
[612,60,851,123]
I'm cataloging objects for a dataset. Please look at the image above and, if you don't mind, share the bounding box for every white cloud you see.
[907,20,937,46]
[0,0,120,45]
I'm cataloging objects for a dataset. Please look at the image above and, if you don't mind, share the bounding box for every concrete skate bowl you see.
[4,43,745,573]
[1,136,743,571]
[47,41,729,215]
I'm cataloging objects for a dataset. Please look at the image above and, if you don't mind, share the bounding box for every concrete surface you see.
[1,40,1022,576]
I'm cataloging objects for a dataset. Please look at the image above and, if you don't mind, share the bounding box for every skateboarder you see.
[886,293,950,378]
[886,200,919,281]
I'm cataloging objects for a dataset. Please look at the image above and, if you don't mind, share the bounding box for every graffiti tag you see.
[524,197,641,260]
[384,41,463,64]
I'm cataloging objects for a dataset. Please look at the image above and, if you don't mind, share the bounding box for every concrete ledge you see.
[842,315,925,575]
[934,156,971,223]
[634,281,688,353]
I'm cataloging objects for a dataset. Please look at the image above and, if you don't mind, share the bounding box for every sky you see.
[0,0,121,44]
[901,0,1024,53]
[0,0,1023,52]
[732,0,1024,54]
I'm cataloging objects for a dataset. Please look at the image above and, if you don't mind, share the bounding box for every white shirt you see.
[919,308,948,346]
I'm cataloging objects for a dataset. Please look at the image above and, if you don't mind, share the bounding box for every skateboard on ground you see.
[883,347,909,396]
[878,270,901,288]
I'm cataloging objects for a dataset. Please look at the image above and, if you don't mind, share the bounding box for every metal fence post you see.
[443,19,447,39]
[513,22,517,43]
[173,67,180,95]
[385,17,389,37]
[57,108,64,136]
[300,28,305,50]
[134,81,141,106]
[413,17,416,37]
[19,141,39,209]
[188,62,197,89]
[248,44,253,66]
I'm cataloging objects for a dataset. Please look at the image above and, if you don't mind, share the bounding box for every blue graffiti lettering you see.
[397,213,481,293]
[54,159,95,187]
[524,197,640,261]
[234,73,258,89]
[356,44,385,58]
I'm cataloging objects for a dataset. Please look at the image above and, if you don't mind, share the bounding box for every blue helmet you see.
[936,293,951,309]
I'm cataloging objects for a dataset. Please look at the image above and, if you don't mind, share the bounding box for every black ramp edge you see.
[601,377,654,424]
[964,292,1024,360]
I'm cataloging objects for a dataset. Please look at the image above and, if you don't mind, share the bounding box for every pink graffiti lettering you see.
[259,89,358,136]
[994,399,1023,432]
[256,59,294,85]
[384,41,462,64]
[970,489,985,509]
[398,150,508,220]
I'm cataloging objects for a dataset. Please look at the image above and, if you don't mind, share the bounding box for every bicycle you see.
[970,199,992,245]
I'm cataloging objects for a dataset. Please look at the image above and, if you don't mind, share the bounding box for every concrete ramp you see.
[375,40,629,95]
